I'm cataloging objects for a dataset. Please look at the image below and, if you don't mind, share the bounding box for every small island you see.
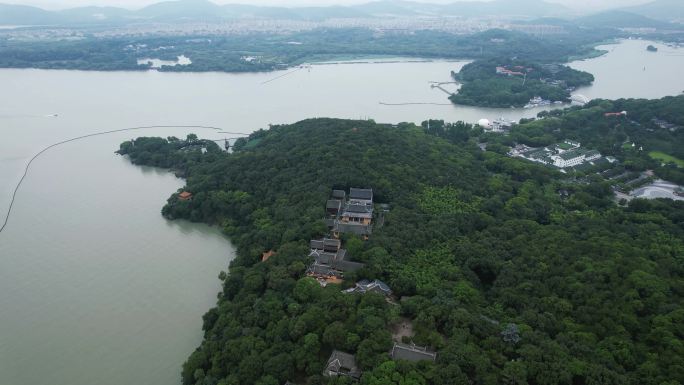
[647,45,658,52]
[449,58,594,108]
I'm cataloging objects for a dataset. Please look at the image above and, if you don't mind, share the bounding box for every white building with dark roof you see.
[551,149,587,168]
[516,140,602,169]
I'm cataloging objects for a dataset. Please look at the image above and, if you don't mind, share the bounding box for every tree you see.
[293,277,320,303]
[123,114,684,385]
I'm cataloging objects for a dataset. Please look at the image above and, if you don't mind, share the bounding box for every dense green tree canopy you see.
[485,95,684,184]
[119,113,684,385]
[0,28,612,72]
[450,59,594,108]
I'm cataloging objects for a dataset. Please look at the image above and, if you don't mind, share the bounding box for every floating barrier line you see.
[260,67,304,85]
[0,125,227,236]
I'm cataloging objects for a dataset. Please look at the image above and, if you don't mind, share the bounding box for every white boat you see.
[524,96,551,109]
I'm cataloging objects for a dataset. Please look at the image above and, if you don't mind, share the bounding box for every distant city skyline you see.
[1,0,655,12]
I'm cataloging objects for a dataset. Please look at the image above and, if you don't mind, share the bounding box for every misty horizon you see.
[0,0,657,12]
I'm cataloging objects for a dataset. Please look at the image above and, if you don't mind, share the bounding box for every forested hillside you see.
[0,29,607,72]
[119,118,684,385]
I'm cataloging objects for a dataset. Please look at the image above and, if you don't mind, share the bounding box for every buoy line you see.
[0,125,228,235]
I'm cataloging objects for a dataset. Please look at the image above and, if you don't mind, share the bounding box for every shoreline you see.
[3,35,681,75]
[0,56,469,75]
[0,37,640,75]
[0,39,621,75]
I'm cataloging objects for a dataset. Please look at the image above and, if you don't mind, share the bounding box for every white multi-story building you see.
[584,150,602,162]
[517,140,603,169]
[551,150,587,168]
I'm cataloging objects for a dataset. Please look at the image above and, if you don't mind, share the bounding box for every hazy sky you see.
[3,0,653,11]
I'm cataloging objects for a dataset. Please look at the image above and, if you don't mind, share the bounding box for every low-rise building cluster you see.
[322,342,438,381]
[325,188,374,239]
[495,65,531,77]
[306,238,365,282]
[311,188,437,382]
[307,188,374,285]
[478,117,515,133]
[510,140,602,169]
[652,118,680,132]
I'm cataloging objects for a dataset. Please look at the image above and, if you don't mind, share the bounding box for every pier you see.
[429,81,459,96]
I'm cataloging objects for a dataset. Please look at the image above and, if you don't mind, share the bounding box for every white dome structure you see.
[477,118,491,127]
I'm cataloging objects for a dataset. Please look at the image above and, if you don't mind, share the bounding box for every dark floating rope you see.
[0,125,230,236]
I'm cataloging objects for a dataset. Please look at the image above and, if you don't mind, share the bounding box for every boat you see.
[524,96,552,109]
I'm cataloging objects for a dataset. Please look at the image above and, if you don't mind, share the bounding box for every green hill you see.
[575,10,674,29]
[623,0,684,23]
[0,4,58,24]
[119,117,684,385]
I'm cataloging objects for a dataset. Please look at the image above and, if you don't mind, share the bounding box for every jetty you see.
[429,81,459,96]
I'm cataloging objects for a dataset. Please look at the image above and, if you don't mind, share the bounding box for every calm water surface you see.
[569,39,684,99]
[0,130,234,385]
[0,39,682,385]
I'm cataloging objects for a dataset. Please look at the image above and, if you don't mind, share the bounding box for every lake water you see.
[0,39,682,385]
[569,39,684,100]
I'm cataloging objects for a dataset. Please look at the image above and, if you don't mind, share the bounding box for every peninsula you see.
[119,105,684,385]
